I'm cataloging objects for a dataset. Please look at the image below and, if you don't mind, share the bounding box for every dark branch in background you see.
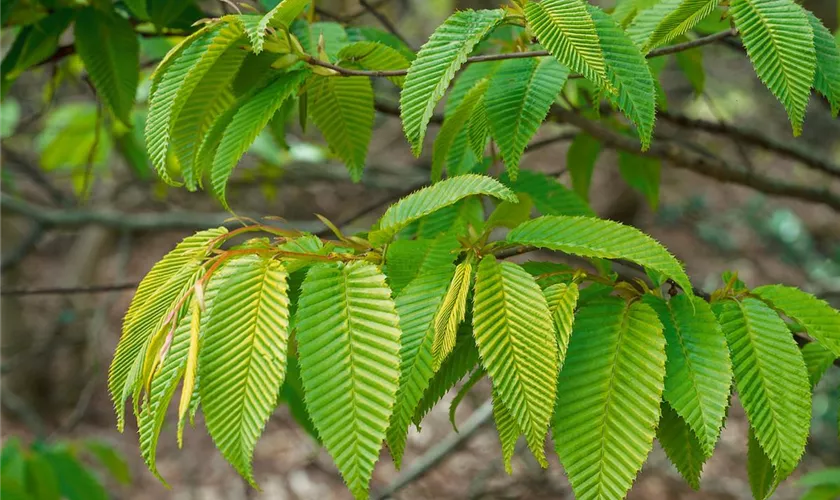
[1,224,45,273]
[1,283,138,297]
[314,0,395,22]
[551,108,840,212]
[659,111,840,179]
[358,0,413,50]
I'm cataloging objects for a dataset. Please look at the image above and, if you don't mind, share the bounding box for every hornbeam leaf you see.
[338,41,410,87]
[801,341,836,388]
[253,0,311,53]
[644,294,732,456]
[296,262,401,499]
[211,69,308,208]
[752,284,840,357]
[492,387,521,474]
[110,227,227,430]
[501,170,594,217]
[507,215,693,296]
[432,260,473,370]
[413,332,481,426]
[748,426,779,500]
[75,7,139,125]
[370,174,517,245]
[524,0,612,94]
[472,257,557,466]
[712,298,811,479]
[309,74,375,182]
[657,401,707,490]
[486,57,569,179]
[805,11,840,116]
[200,255,290,486]
[401,9,505,155]
[387,235,459,468]
[432,78,490,182]
[553,298,666,500]
[731,0,815,136]
[628,0,721,52]
[543,282,579,368]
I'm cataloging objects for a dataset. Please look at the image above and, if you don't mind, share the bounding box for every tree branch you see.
[308,29,738,78]
[552,108,840,212]
[659,111,840,179]
[358,0,413,50]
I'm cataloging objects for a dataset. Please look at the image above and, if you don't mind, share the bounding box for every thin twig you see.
[1,283,139,296]
[308,29,738,78]
[359,0,413,50]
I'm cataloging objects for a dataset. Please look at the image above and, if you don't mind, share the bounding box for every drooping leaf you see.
[675,47,705,95]
[309,74,374,182]
[200,255,290,485]
[553,298,666,500]
[507,215,693,295]
[543,282,579,368]
[42,448,108,500]
[84,441,131,485]
[211,69,308,207]
[524,0,612,94]
[753,284,840,357]
[296,262,401,499]
[413,332,481,426]
[370,174,517,245]
[588,5,657,149]
[346,26,416,61]
[445,60,501,115]
[387,235,459,467]
[432,260,473,370]
[401,9,505,154]
[712,298,811,479]
[432,78,490,182]
[628,0,721,52]
[492,387,521,474]
[730,0,816,135]
[804,11,840,116]
[801,341,836,388]
[110,227,226,430]
[644,294,732,455]
[74,7,139,124]
[486,57,570,179]
[566,133,601,201]
[472,257,557,466]
[618,152,661,209]
[146,22,245,185]
[1,10,74,94]
[501,170,594,217]
[748,426,778,500]
[657,401,706,490]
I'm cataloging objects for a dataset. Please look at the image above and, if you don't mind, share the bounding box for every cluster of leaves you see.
[0,437,130,500]
[110,174,840,500]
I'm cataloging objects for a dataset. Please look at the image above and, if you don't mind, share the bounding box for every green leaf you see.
[110,227,226,430]
[730,0,816,136]
[1,10,74,94]
[387,236,459,467]
[675,47,705,95]
[486,57,569,179]
[618,152,661,209]
[346,26,416,61]
[627,0,721,52]
[296,262,401,499]
[507,215,693,295]
[75,7,139,125]
[524,0,612,94]
[280,354,321,443]
[148,0,190,28]
[84,441,130,485]
[501,170,594,217]
[371,174,517,245]
[747,426,778,500]
[492,387,521,474]
[588,5,657,149]
[753,284,840,358]
[401,9,505,155]
[146,22,245,185]
[338,41,410,87]
[712,297,810,479]
[644,294,732,455]
[432,78,490,182]
[24,451,61,500]
[294,21,348,61]
[657,401,706,490]
[543,282,578,368]
[801,341,836,388]
[412,332,481,426]
[254,0,311,53]
[486,193,534,230]
[43,448,108,500]
[432,260,473,370]
[309,75,374,182]
[445,61,501,115]
[200,255,290,485]
[211,69,308,208]
[472,257,557,466]
[805,12,840,116]
[553,298,666,500]
[566,133,601,201]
